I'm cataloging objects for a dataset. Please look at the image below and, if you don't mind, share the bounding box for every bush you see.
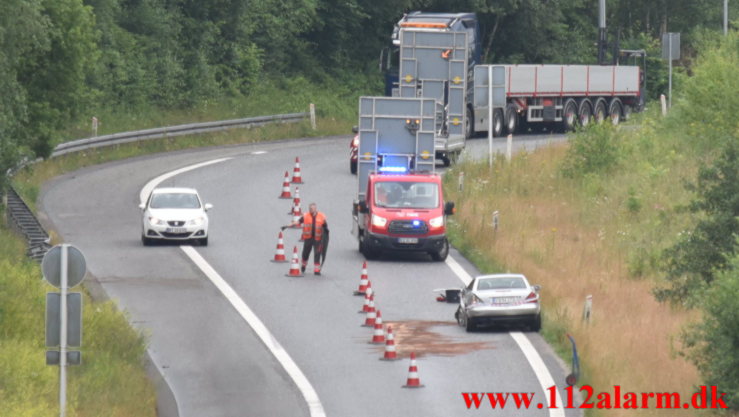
[560,123,622,179]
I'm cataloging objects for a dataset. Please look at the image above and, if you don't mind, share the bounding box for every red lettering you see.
[596,392,611,409]
[655,392,680,408]
[548,385,558,408]
[623,392,638,408]
[641,392,655,408]
[511,392,535,409]
[580,385,594,409]
[710,386,729,409]
[692,386,708,409]
[487,392,509,409]
[461,393,485,409]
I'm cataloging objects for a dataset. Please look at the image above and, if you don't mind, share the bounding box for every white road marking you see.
[446,255,565,416]
[182,246,326,417]
[251,151,268,155]
[139,157,233,205]
[142,158,326,417]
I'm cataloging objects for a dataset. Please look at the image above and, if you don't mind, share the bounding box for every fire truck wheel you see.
[430,238,449,261]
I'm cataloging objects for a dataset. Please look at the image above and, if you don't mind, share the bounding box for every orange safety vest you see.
[301,212,327,241]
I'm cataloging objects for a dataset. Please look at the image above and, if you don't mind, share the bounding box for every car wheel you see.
[529,314,542,332]
[350,160,357,175]
[465,315,476,332]
[359,233,379,260]
[430,238,449,261]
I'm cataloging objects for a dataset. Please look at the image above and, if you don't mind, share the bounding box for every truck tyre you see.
[430,238,449,261]
[577,99,592,128]
[504,103,518,135]
[465,106,475,138]
[593,99,607,124]
[493,109,504,137]
[608,99,623,125]
[561,99,578,132]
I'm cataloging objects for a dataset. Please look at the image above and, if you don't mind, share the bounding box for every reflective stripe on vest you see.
[301,212,326,241]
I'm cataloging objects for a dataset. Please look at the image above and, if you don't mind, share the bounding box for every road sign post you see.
[42,244,86,417]
[661,33,680,109]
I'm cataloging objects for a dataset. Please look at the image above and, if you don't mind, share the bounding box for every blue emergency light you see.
[412,220,421,227]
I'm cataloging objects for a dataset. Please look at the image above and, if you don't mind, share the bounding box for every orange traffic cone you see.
[291,199,302,216]
[402,352,424,388]
[370,311,385,344]
[380,325,399,361]
[279,171,291,199]
[362,295,376,327]
[291,157,304,184]
[285,246,304,277]
[353,261,370,295]
[289,188,301,214]
[270,231,288,263]
[359,286,373,313]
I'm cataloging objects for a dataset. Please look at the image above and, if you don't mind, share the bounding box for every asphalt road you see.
[39,132,580,417]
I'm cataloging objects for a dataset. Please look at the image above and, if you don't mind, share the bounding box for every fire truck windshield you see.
[374,181,439,209]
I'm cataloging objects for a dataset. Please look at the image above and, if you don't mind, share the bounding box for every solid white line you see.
[139,157,233,205]
[142,158,326,417]
[446,255,564,416]
[182,246,326,417]
[510,332,566,416]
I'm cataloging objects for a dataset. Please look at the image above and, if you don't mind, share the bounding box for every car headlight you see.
[429,216,444,228]
[148,216,166,226]
[371,214,387,227]
[188,216,205,226]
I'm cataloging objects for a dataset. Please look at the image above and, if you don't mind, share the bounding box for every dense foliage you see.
[0,0,732,181]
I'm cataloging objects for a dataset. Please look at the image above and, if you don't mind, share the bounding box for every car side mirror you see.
[533,285,541,292]
[358,201,368,214]
[352,125,358,134]
[444,201,455,215]
[138,203,146,210]
[204,203,213,211]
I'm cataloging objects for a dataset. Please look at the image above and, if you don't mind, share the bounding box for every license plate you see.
[492,297,518,305]
[166,227,187,233]
[398,237,418,244]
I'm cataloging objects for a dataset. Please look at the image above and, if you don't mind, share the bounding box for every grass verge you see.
[444,119,707,416]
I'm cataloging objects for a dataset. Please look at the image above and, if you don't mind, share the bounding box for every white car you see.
[140,187,212,246]
[455,274,541,332]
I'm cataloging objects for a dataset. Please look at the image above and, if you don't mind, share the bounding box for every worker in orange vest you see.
[288,203,329,275]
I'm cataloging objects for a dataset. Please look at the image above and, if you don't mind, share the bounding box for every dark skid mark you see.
[379,320,495,358]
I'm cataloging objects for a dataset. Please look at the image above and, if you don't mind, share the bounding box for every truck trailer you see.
[352,96,455,261]
[473,64,643,136]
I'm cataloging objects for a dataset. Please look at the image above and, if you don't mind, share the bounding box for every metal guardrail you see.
[53,111,311,156]
[3,109,313,261]
[4,187,52,261]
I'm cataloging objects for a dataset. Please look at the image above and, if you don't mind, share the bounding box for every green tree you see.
[681,248,739,411]
[657,143,739,304]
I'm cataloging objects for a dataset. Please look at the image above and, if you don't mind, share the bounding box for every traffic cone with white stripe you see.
[290,204,302,228]
[270,231,288,263]
[353,261,370,295]
[291,157,304,184]
[279,171,292,199]
[380,325,399,361]
[291,199,302,217]
[359,286,373,313]
[402,352,424,388]
[289,188,302,214]
[285,246,304,277]
[362,295,376,327]
[370,311,385,344]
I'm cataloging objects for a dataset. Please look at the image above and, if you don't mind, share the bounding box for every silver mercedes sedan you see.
[455,273,541,332]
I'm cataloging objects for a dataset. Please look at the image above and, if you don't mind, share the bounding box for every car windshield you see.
[374,181,439,209]
[477,277,526,290]
[150,193,201,209]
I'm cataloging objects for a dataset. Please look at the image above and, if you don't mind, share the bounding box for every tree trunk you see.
[483,14,501,63]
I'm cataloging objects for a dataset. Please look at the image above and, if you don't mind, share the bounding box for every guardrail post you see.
[309,104,316,130]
